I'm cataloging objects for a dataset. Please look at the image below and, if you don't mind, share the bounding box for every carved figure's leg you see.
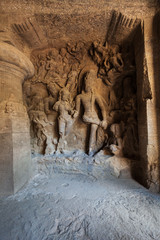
[36,124,45,146]
[44,98,50,114]
[57,119,66,152]
[65,118,73,135]
[88,123,98,156]
[45,136,56,155]
[58,119,66,139]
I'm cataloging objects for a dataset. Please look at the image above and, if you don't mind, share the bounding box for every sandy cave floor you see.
[0,172,160,240]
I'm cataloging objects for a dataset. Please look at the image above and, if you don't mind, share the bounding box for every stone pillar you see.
[0,42,34,196]
[143,17,160,192]
[134,16,160,192]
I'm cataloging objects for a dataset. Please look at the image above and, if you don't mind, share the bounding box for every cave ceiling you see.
[0,0,159,55]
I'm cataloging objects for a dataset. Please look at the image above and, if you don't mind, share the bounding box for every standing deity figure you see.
[53,87,77,152]
[75,69,107,156]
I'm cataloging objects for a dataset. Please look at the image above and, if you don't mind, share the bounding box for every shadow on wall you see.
[153,11,160,192]
[132,23,149,188]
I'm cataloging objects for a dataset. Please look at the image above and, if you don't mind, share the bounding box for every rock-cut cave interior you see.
[1,0,160,239]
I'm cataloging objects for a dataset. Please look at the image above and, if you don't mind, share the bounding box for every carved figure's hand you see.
[110,144,123,157]
[100,120,108,129]
[73,110,79,118]
[45,110,51,115]
[110,144,118,152]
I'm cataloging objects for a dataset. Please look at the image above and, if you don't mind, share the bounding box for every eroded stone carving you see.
[109,122,124,157]
[75,69,107,156]
[53,87,77,152]
[23,40,139,158]
[66,70,78,99]
[0,93,27,116]
[90,41,124,82]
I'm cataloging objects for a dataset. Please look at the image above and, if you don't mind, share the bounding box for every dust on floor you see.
[0,172,160,240]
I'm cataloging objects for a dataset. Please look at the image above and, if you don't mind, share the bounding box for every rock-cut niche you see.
[23,12,139,174]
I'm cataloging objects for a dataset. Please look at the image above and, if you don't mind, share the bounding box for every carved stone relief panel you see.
[23,40,139,159]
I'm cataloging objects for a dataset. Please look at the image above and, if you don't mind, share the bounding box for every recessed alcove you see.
[0,0,160,193]
[1,1,160,239]
[19,11,140,181]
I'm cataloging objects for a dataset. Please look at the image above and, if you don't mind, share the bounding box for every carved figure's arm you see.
[74,95,81,118]
[117,53,124,66]
[53,101,59,112]
[44,98,50,114]
[96,96,106,120]
[66,103,74,116]
[75,96,81,112]
[45,61,50,71]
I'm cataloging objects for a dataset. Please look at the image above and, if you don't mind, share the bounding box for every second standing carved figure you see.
[75,69,107,156]
[53,87,77,153]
